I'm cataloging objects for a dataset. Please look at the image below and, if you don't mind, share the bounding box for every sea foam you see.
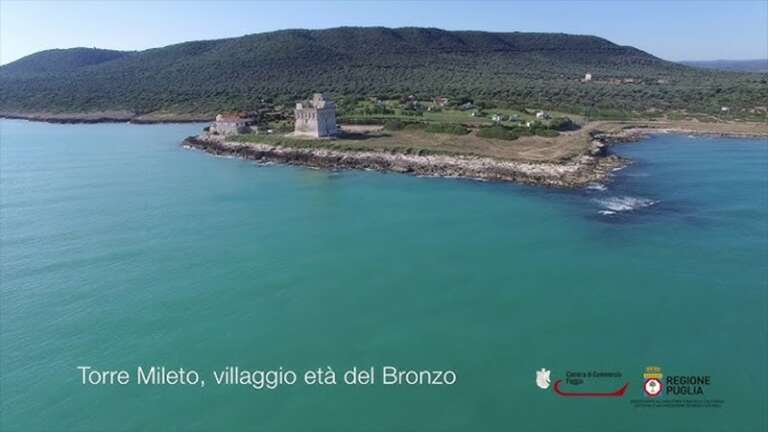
[594,196,658,213]
[585,183,607,191]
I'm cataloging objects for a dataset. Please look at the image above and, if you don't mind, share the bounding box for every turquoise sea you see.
[1,119,766,431]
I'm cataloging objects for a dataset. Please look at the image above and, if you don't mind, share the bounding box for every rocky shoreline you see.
[0,111,212,124]
[182,136,626,188]
[7,112,763,187]
[596,129,765,146]
[592,123,768,144]
[182,121,768,187]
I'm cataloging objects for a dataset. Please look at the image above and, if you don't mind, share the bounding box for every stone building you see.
[209,112,256,136]
[294,94,337,138]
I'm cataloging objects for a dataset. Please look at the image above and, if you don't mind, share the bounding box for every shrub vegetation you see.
[424,123,470,135]
[1,28,765,119]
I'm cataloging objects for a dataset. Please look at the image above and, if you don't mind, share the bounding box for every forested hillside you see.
[1,27,765,116]
[680,59,768,73]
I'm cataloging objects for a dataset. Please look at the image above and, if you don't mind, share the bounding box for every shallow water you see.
[1,120,766,431]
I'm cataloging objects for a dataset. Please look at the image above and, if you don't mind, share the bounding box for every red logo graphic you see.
[553,380,629,397]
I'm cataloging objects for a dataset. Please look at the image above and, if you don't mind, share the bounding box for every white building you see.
[584,73,592,82]
[294,93,337,138]
[536,111,550,120]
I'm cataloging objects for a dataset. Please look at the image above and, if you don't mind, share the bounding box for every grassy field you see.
[230,118,768,163]
[226,98,768,164]
[338,98,586,128]
[232,126,591,162]
[338,97,767,126]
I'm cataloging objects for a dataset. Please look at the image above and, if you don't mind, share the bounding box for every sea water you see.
[1,120,766,431]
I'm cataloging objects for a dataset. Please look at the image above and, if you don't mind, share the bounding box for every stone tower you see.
[294,93,337,138]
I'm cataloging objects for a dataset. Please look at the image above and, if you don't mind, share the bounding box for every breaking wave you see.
[585,183,607,191]
[594,196,658,213]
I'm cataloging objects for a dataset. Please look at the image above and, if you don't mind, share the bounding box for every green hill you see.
[1,27,765,116]
[0,48,133,76]
[680,59,768,73]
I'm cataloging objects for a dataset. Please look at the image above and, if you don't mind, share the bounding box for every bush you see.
[585,109,633,121]
[363,106,394,115]
[339,117,386,125]
[526,121,561,137]
[371,121,427,131]
[398,110,423,117]
[548,117,577,131]
[477,125,523,141]
[383,119,404,130]
[424,123,469,135]
[534,128,560,137]
[404,122,427,131]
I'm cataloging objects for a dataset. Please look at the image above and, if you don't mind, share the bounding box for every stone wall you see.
[210,121,251,136]
[294,110,319,136]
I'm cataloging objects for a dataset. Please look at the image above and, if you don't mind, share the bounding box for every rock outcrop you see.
[183,136,625,188]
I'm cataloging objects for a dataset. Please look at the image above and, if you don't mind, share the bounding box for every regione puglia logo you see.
[536,368,551,389]
[643,366,663,397]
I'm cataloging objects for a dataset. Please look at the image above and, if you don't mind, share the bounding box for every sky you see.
[1,0,766,65]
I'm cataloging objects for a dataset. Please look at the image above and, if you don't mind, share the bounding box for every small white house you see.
[434,96,449,107]
[584,73,592,82]
[535,111,550,120]
[721,106,730,112]
[491,113,503,123]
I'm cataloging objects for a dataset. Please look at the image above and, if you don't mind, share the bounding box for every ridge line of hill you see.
[1,27,765,118]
